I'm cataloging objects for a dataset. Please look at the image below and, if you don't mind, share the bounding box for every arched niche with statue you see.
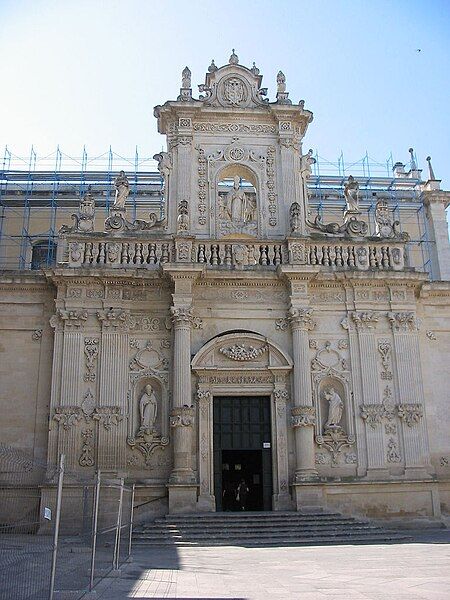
[310,341,356,468]
[207,142,269,238]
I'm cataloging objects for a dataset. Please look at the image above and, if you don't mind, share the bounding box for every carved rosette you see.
[170,406,195,428]
[351,311,379,331]
[397,403,423,427]
[288,307,316,331]
[387,312,418,333]
[291,406,316,428]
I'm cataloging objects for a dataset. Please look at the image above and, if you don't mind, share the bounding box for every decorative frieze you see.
[266,146,277,226]
[197,147,207,225]
[53,407,81,430]
[291,406,316,428]
[92,407,123,430]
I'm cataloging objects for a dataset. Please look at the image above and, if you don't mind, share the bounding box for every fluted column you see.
[289,306,317,481]
[169,306,195,484]
[196,387,215,511]
[273,384,293,509]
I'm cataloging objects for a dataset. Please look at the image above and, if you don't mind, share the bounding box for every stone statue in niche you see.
[177,200,190,233]
[137,384,158,437]
[221,176,256,223]
[113,170,130,209]
[323,386,344,431]
[343,175,360,214]
[290,202,302,233]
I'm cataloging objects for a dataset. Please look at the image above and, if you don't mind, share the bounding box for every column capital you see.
[387,311,418,333]
[170,306,203,329]
[170,406,195,428]
[288,306,316,331]
[291,406,316,428]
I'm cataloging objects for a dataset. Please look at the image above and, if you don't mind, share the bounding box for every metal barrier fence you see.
[0,445,135,599]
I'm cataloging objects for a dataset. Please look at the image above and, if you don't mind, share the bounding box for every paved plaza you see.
[92,531,450,600]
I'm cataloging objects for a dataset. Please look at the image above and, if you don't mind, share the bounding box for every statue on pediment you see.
[113,170,130,209]
[344,175,360,213]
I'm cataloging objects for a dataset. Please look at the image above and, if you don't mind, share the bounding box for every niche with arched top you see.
[216,164,258,237]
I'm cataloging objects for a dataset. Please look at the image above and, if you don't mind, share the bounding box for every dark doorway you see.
[213,396,272,511]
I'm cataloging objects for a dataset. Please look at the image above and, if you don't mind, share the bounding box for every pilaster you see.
[388,311,431,478]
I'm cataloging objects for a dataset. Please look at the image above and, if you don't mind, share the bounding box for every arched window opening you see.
[31,239,56,270]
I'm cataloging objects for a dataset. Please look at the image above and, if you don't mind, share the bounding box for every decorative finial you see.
[426,156,436,180]
[251,62,260,75]
[181,66,191,89]
[408,147,417,171]
[229,49,239,65]
[208,59,217,73]
[276,71,291,105]
[277,71,286,93]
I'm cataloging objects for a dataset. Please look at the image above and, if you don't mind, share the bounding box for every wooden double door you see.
[213,396,273,511]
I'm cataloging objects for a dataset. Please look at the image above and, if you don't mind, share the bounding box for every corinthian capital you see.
[170,306,203,329]
[288,307,316,331]
[387,311,418,333]
[351,311,379,331]
[291,406,316,427]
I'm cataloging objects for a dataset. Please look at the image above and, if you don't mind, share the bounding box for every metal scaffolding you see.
[0,145,434,276]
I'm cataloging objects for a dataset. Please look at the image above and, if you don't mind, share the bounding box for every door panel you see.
[213,396,272,511]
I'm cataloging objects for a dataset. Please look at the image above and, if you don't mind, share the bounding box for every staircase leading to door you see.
[133,511,410,547]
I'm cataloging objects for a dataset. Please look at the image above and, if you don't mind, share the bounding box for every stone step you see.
[133,511,410,547]
[139,521,377,534]
[133,531,410,547]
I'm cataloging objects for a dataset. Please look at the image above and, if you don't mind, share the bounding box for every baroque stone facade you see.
[1,53,450,524]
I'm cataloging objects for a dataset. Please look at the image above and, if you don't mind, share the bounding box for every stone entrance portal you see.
[213,396,272,511]
[191,332,293,512]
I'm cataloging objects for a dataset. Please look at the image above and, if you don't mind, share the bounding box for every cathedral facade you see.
[1,52,450,526]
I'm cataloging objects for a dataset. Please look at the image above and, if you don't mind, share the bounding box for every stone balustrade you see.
[58,235,407,271]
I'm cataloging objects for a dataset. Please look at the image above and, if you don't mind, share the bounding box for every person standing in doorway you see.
[236,479,249,511]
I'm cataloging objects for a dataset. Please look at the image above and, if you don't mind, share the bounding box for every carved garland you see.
[266,146,277,226]
[219,344,268,361]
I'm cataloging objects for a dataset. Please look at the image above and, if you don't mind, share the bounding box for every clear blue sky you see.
[1,0,449,185]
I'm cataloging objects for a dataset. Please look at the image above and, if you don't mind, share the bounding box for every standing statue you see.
[177,200,190,233]
[113,170,130,209]
[227,176,248,222]
[138,384,158,436]
[343,175,360,213]
[323,386,344,430]
[290,202,302,233]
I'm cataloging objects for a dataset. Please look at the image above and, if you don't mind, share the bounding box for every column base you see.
[168,468,196,485]
[364,467,391,481]
[197,494,216,512]
[168,483,198,514]
[292,483,325,513]
[404,466,433,480]
[294,469,318,483]
[273,492,295,511]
